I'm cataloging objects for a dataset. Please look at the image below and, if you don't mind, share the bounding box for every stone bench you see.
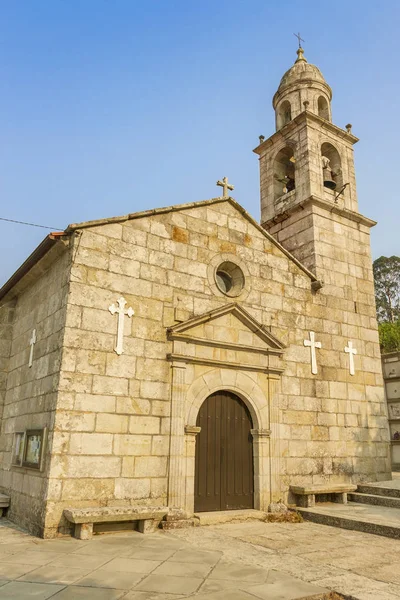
[63,506,169,540]
[0,494,10,517]
[290,484,357,508]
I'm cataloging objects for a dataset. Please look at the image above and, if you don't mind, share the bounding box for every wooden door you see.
[194,391,254,512]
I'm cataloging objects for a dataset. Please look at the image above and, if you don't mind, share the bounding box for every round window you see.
[215,261,245,297]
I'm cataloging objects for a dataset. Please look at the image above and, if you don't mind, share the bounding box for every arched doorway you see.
[194,391,254,512]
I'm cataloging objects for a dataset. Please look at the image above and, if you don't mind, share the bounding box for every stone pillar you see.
[168,362,186,510]
[184,425,201,515]
[268,376,281,502]
[251,428,271,511]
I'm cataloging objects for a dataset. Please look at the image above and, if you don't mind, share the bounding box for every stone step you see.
[194,509,268,526]
[357,483,400,499]
[297,502,400,540]
[349,491,400,509]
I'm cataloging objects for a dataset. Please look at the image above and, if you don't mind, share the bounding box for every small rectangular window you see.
[22,429,45,470]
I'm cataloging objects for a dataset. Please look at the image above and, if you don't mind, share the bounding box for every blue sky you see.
[1,0,399,285]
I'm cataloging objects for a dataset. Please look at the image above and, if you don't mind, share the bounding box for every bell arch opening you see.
[274,146,295,200]
[321,142,343,191]
[276,100,292,130]
[318,96,330,121]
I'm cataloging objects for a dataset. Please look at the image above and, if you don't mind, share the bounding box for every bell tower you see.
[254,46,375,287]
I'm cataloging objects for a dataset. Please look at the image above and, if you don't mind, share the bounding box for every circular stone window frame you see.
[208,253,251,301]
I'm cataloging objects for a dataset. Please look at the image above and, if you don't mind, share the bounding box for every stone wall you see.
[268,202,391,489]
[43,198,390,536]
[0,248,70,536]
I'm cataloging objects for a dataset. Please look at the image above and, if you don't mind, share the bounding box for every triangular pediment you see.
[168,303,285,355]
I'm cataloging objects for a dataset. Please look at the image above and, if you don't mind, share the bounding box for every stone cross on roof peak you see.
[216,177,234,198]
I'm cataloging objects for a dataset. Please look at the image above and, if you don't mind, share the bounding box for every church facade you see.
[0,48,391,538]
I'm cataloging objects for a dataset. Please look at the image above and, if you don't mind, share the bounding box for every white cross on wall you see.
[29,329,36,368]
[304,331,322,375]
[345,340,357,376]
[109,297,134,355]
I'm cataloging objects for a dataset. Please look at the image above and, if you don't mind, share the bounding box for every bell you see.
[324,178,336,190]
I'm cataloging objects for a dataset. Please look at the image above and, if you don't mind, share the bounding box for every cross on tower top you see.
[216,176,234,198]
[293,32,305,48]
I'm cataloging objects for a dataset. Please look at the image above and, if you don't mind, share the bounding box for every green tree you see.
[373,256,400,323]
[378,321,400,353]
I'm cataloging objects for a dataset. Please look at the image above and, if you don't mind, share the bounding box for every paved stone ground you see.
[0,515,398,599]
[171,519,400,600]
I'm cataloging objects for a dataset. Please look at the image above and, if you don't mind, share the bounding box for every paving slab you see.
[246,570,329,600]
[0,562,38,580]
[30,539,88,553]
[75,570,145,589]
[50,553,113,570]
[128,547,178,561]
[100,557,162,574]
[18,565,92,585]
[72,542,136,556]
[198,579,266,595]
[52,586,126,599]
[152,560,212,578]
[0,581,65,598]
[208,560,268,583]
[123,593,185,600]
[189,590,269,600]
[135,573,203,595]
[168,549,222,565]
[3,550,64,566]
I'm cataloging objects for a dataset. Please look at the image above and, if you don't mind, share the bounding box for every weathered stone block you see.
[129,416,160,434]
[96,414,129,433]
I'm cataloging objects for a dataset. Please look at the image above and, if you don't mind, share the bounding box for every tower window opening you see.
[321,143,343,192]
[277,100,292,130]
[318,96,330,121]
[274,147,295,200]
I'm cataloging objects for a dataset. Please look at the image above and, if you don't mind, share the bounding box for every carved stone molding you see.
[251,428,271,439]
[185,425,201,436]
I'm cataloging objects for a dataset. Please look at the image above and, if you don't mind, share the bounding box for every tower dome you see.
[273,48,332,131]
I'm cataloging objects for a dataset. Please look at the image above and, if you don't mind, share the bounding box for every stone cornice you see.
[168,333,284,356]
[253,111,359,156]
[166,353,284,378]
[273,79,332,107]
[262,195,377,230]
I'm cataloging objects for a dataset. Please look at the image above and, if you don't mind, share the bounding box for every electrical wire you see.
[0,216,63,230]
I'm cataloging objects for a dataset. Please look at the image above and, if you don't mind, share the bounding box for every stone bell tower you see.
[253,46,376,298]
